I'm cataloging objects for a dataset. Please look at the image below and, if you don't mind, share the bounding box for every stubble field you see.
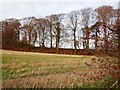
[2,50,113,88]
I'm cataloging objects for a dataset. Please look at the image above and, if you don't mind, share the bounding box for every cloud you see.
[0,0,119,3]
[0,1,118,20]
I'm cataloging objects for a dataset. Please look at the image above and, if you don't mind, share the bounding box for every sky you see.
[0,0,119,20]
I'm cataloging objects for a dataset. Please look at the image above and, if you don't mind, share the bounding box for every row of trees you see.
[0,5,118,54]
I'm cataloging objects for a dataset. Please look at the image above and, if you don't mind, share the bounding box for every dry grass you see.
[2,50,111,88]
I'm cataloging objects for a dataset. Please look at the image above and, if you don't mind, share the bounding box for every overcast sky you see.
[0,0,119,20]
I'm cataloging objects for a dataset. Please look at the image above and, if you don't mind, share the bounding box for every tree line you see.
[0,5,119,54]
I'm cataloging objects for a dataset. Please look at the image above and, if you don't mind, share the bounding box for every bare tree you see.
[1,19,21,49]
[81,8,97,54]
[49,16,53,48]
[90,21,102,50]
[67,11,80,54]
[96,5,115,54]
[35,18,50,48]
[21,17,36,50]
[46,15,58,48]
[51,14,65,51]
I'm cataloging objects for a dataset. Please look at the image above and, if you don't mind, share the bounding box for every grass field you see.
[2,50,112,88]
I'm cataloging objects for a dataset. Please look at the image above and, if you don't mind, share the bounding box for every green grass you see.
[2,50,111,88]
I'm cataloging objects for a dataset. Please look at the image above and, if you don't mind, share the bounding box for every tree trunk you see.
[28,32,31,51]
[83,30,86,49]
[56,36,59,51]
[50,18,53,48]
[17,30,20,41]
[86,27,90,55]
[33,30,37,47]
[86,30,89,50]
[56,22,60,52]
[95,29,98,50]
[103,22,108,54]
[73,29,77,54]
[28,28,32,51]
[50,27,53,48]
[42,28,45,48]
